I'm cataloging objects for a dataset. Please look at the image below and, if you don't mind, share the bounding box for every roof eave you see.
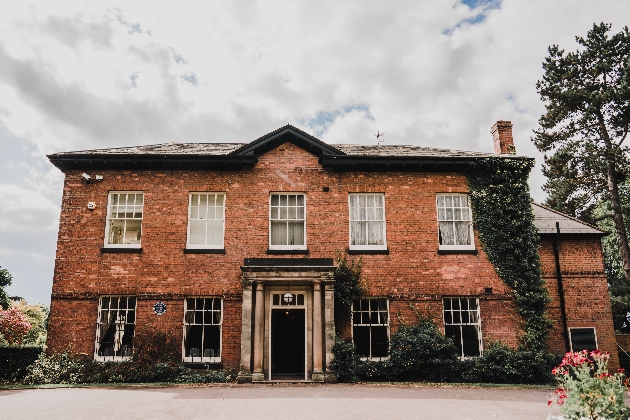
[47,154,258,171]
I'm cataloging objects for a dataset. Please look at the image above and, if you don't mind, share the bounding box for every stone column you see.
[237,278,253,383]
[252,280,265,381]
[323,275,337,383]
[312,280,324,382]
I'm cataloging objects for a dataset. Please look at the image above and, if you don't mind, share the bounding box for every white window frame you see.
[186,193,226,249]
[104,191,144,248]
[443,297,483,358]
[348,193,387,251]
[269,193,307,250]
[569,327,598,352]
[182,297,223,364]
[436,193,475,250]
[94,295,137,362]
[352,297,390,360]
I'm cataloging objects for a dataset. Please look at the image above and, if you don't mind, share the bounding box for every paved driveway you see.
[1,383,560,420]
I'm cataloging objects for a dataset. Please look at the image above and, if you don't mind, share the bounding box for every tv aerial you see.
[374,130,386,146]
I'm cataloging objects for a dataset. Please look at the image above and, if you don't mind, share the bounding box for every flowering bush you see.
[548,350,630,420]
[0,306,31,345]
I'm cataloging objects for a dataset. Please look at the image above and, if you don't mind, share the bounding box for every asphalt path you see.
[1,383,560,420]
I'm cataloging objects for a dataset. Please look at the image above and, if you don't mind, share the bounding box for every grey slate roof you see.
[532,203,605,235]
[333,144,502,158]
[51,142,508,158]
[51,142,244,156]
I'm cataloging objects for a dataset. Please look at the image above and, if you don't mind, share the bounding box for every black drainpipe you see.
[553,221,571,352]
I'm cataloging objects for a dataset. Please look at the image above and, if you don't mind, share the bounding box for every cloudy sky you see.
[1,0,628,304]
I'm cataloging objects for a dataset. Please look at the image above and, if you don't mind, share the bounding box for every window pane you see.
[270,207,279,219]
[439,222,455,245]
[462,325,481,357]
[571,328,597,352]
[288,221,304,245]
[455,222,471,246]
[371,326,389,358]
[203,325,221,357]
[185,325,203,357]
[288,195,296,206]
[189,220,206,244]
[297,207,304,219]
[271,221,288,245]
[367,221,384,245]
[271,195,279,206]
[280,195,287,206]
[124,220,142,244]
[353,326,370,357]
[351,221,366,246]
[445,325,462,356]
[206,220,223,245]
[445,196,452,207]
[436,196,444,208]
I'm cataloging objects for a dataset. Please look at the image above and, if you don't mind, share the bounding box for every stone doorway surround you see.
[237,258,336,383]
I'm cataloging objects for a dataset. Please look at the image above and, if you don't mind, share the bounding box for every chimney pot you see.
[491,120,515,154]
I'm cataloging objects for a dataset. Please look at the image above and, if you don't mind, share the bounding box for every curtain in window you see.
[350,194,384,246]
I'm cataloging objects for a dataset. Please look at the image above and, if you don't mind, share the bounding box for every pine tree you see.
[533,23,630,277]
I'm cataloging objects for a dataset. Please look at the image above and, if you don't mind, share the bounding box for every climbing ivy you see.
[333,253,364,327]
[466,157,552,353]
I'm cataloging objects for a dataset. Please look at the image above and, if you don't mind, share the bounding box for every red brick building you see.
[46,121,616,382]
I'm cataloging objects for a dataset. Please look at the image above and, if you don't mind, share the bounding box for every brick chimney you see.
[491,120,515,154]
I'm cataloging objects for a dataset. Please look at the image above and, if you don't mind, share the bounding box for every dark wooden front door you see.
[271,308,305,379]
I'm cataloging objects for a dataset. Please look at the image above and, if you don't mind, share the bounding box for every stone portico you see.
[237,258,336,383]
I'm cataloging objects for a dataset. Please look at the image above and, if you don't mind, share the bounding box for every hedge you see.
[0,346,44,381]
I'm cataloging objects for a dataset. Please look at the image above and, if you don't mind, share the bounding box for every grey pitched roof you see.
[47,125,529,171]
[334,144,503,158]
[50,142,244,156]
[532,203,605,235]
[50,141,511,158]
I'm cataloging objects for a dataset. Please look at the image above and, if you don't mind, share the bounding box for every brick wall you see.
[47,141,614,369]
[540,237,618,369]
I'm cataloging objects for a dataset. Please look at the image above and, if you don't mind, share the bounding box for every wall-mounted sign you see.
[153,302,167,316]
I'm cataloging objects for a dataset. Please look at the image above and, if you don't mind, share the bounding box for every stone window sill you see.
[347,249,389,255]
[266,249,309,255]
[437,249,478,255]
[184,248,226,254]
[101,247,142,254]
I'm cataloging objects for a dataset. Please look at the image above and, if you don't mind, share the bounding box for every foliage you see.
[330,317,556,384]
[333,252,364,326]
[10,301,48,346]
[0,346,44,382]
[466,158,551,352]
[387,318,459,381]
[131,325,180,366]
[0,306,31,345]
[0,266,12,310]
[458,342,557,384]
[548,350,630,420]
[22,352,229,385]
[533,22,630,278]
[329,336,361,383]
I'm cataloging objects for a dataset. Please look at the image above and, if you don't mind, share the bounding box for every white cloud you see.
[0,185,59,233]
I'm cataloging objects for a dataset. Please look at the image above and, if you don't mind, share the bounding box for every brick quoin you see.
[46,127,617,374]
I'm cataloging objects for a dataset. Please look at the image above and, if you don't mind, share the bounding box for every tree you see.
[533,23,630,278]
[0,306,31,345]
[0,266,12,310]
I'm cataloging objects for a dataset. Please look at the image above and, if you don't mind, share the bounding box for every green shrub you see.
[132,325,180,366]
[0,346,44,382]
[458,342,557,384]
[329,336,360,383]
[22,352,230,385]
[388,318,459,381]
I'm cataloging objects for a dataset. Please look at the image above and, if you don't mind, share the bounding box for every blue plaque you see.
[153,302,167,316]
